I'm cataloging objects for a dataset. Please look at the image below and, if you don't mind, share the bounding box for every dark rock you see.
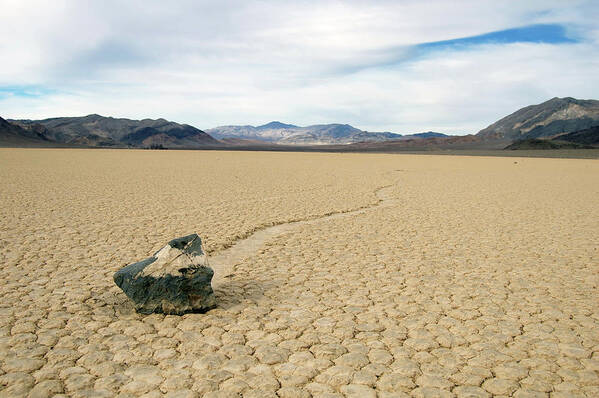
[114,234,216,315]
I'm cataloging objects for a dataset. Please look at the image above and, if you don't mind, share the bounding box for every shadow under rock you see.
[107,276,269,315]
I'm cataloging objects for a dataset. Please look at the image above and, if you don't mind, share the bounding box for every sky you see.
[1,0,598,134]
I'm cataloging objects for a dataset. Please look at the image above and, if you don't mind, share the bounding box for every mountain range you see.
[1,97,598,149]
[206,122,448,145]
[3,114,217,148]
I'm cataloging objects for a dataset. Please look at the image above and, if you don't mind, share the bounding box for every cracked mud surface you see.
[0,149,598,397]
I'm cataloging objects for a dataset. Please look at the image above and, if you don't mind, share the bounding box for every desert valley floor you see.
[0,149,598,398]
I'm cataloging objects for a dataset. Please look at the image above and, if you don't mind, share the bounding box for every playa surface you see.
[0,148,598,397]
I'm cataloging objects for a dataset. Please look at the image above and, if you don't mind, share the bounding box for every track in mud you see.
[210,183,398,287]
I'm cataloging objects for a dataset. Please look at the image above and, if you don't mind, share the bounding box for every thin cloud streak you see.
[419,23,577,49]
[333,23,579,76]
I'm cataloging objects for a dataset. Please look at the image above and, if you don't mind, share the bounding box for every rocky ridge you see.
[477,97,599,140]
[8,114,219,148]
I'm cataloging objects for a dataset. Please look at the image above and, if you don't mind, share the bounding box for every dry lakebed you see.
[0,148,598,397]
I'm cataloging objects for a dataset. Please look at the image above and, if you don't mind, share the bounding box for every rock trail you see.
[211,182,398,287]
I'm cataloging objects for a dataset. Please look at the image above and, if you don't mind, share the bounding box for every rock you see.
[113,234,216,315]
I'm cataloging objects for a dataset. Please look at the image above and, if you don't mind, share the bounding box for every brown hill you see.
[477,97,599,140]
[0,117,57,146]
[8,114,218,148]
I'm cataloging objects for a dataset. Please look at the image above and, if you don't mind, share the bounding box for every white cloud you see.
[1,0,597,133]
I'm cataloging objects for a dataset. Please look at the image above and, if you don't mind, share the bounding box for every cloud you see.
[330,23,580,76]
[0,0,597,133]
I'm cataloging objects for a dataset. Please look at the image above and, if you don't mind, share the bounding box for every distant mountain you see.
[257,121,298,130]
[3,113,454,148]
[0,116,57,146]
[207,122,446,145]
[477,97,599,140]
[206,123,298,142]
[278,124,381,145]
[8,114,218,148]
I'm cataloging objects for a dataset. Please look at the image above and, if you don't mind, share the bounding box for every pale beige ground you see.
[0,149,597,398]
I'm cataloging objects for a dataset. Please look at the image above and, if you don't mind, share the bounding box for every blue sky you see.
[1,1,598,134]
[0,85,57,99]
[418,23,577,50]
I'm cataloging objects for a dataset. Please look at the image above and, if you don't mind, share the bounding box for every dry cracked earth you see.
[0,149,598,398]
